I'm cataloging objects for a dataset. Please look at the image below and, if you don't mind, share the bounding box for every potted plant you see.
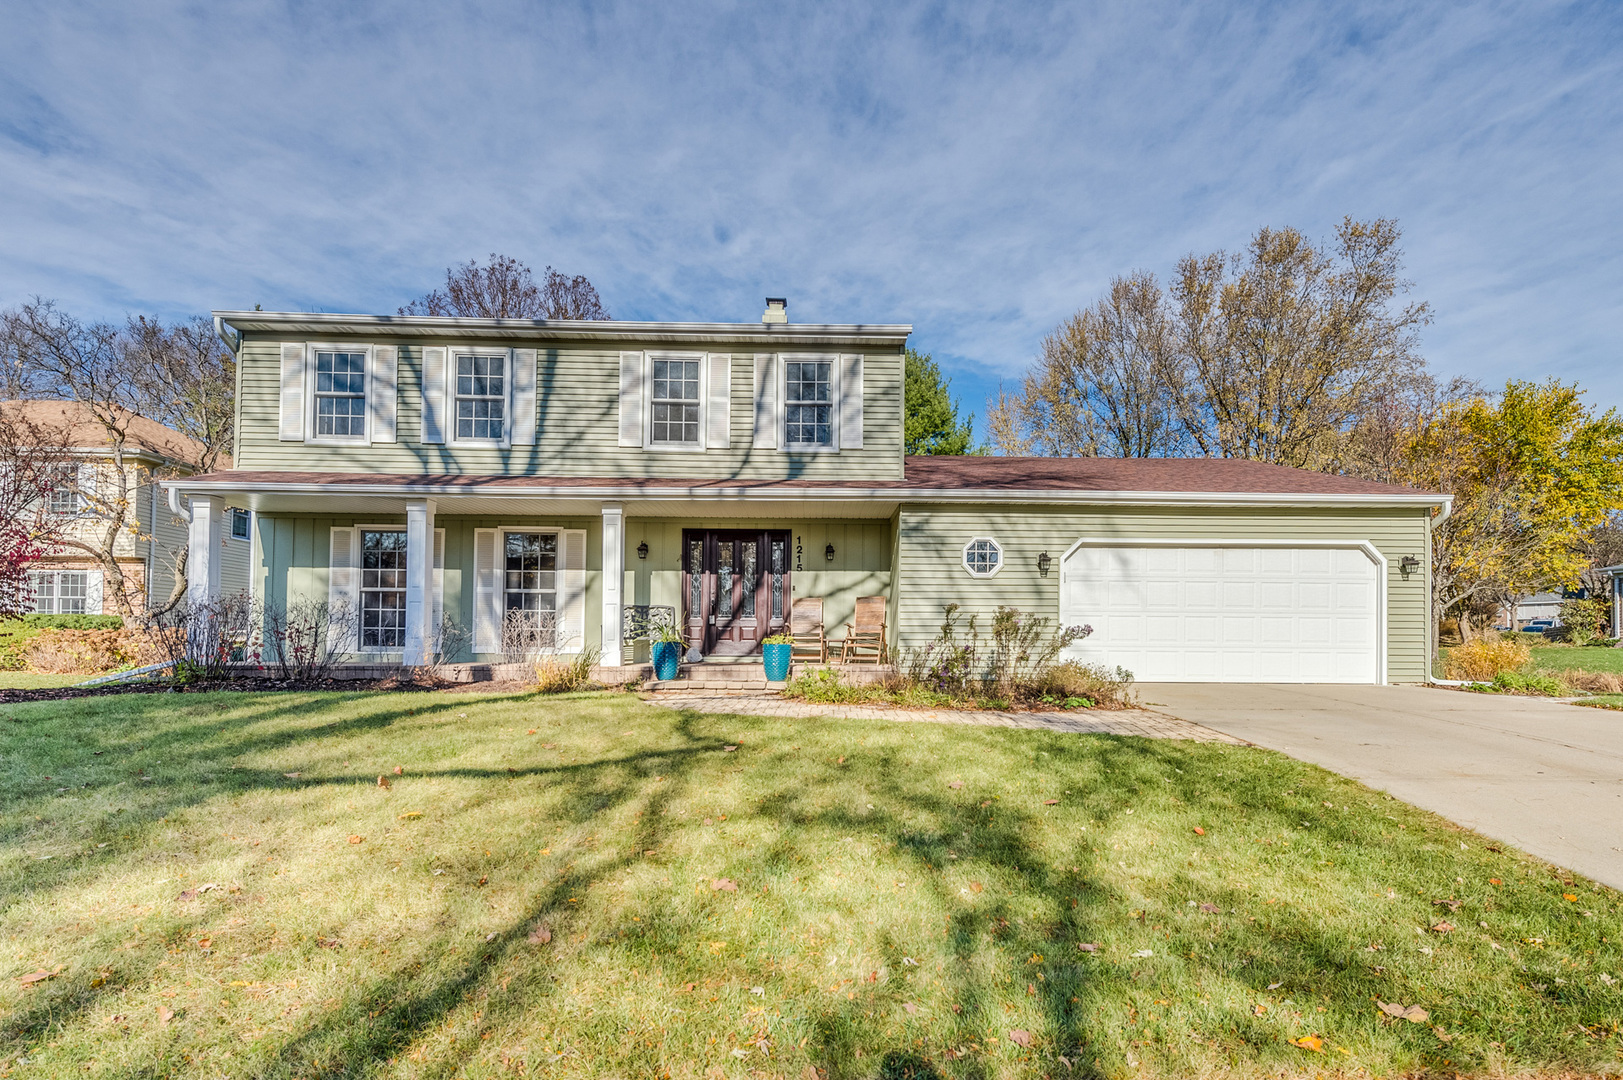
[761,632,793,682]
[650,624,686,682]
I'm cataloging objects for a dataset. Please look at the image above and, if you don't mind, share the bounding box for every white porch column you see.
[186,495,224,610]
[601,503,625,667]
[1612,572,1621,641]
[403,499,436,666]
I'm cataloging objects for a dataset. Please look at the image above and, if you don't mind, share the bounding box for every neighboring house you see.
[164,301,1449,683]
[3,400,250,616]
[1495,591,1568,631]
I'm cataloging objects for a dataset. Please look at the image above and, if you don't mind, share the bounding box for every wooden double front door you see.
[682,530,791,656]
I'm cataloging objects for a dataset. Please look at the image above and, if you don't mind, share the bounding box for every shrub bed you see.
[18,627,157,675]
[0,615,126,670]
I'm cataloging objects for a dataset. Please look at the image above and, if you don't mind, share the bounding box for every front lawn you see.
[1,690,1619,1078]
[1530,644,1623,676]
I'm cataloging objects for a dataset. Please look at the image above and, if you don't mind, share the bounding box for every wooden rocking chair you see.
[840,595,888,664]
[789,597,827,664]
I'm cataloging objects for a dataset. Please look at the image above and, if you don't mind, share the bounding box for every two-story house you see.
[5,400,249,615]
[165,301,1448,683]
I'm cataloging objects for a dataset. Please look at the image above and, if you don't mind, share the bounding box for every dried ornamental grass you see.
[1443,637,1532,682]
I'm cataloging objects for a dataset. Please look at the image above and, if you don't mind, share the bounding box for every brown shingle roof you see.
[1,400,217,467]
[173,456,1439,499]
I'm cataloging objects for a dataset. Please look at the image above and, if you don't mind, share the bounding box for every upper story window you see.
[651,358,701,446]
[456,353,506,441]
[46,470,80,517]
[785,360,834,447]
[360,530,407,649]
[963,537,1002,577]
[230,507,251,540]
[314,350,367,439]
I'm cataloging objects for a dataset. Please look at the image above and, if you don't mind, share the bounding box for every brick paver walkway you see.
[641,693,1244,742]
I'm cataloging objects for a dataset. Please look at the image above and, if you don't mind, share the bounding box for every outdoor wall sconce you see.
[636,541,649,560]
[825,543,836,561]
[1037,551,1052,576]
[1399,555,1421,576]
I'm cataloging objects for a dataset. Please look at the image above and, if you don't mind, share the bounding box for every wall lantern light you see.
[636,541,649,560]
[1399,555,1421,576]
[1037,551,1052,577]
[825,543,836,562]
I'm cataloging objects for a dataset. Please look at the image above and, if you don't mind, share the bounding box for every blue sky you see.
[2,1,1620,438]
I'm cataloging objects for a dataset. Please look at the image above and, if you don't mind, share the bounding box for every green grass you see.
[1,690,1620,1079]
[1530,644,1623,676]
[0,671,88,689]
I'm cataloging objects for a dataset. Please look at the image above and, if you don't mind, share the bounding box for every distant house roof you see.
[899,456,1433,497]
[0,400,218,468]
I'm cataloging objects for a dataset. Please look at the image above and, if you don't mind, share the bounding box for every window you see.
[504,532,557,612]
[314,350,367,438]
[360,530,407,649]
[651,358,701,445]
[230,507,250,540]
[455,353,506,440]
[785,360,833,446]
[27,570,88,614]
[962,537,1002,577]
[46,476,79,517]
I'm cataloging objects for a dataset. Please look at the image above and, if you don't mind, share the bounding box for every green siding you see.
[234,338,905,481]
[895,505,1433,683]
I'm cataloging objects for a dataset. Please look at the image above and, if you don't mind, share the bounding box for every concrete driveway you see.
[1139,682,1623,891]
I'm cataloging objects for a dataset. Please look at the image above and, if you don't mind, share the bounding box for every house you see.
[3,400,251,616]
[163,301,1450,683]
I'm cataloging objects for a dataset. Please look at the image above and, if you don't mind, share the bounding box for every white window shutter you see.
[706,353,731,449]
[511,348,538,446]
[839,354,864,449]
[279,343,306,441]
[84,571,103,615]
[473,528,500,654]
[328,527,358,653]
[618,351,644,447]
[752,353,779,449]
[421,346,448,444]
[559,528,587,652]
[431,528,445,653]
[75,462,97,513]
[369,345,398,443]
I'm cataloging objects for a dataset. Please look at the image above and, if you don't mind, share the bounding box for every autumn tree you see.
[991,218,1431,467]
[903,349,976,455]
[0,407,70,615]
[401,254,610,320]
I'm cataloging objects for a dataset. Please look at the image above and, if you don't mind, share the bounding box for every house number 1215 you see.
[795,535,803,572]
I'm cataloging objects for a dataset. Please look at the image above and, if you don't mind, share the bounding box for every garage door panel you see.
[1061,542,1379,683]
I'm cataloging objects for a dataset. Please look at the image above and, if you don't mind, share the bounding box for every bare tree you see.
[993,218,1431,468]
[400,254,610,320]
[0,407,70,615]
[122,315,235,473]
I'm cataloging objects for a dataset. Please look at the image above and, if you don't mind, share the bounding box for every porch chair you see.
[839,595,888,664]
[789,597,827,664]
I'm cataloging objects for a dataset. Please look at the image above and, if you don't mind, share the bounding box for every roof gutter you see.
[213,315,242,357]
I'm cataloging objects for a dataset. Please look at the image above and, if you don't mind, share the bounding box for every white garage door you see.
[1059,543,1381,683]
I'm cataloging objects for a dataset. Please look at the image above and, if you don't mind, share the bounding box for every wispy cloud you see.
[1,1,1620,424]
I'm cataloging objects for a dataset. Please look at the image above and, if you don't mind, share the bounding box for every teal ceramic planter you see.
[651,641,681,681]
[762,642,792,682]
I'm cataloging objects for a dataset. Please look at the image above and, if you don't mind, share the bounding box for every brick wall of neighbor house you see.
[895,504,1434,684]
[231,338,906,481]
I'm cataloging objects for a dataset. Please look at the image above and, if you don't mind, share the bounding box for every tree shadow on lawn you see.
[1,694,1615,1078]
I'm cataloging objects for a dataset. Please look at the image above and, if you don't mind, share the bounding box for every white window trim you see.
[305,342,373,446]
[962,536,1004,578]
[229,507,252,542]
[643,351,709,452]
[447,345,516,448]
[780,352,841,452]
[357,526,408,654]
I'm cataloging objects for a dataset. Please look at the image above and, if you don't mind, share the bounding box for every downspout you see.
[146,480,158,615]
[1426,497,1454,681]
[213,316,241,357]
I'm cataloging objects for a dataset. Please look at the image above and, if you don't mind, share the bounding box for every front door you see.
[682,530,791,656]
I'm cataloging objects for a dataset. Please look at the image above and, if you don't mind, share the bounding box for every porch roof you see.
[163,456,1447,517]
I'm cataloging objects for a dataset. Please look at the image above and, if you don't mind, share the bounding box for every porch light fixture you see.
[637,541,649,560]
[825,543,836,561]
[1399,555,1421,576]
[1037,551,1052,576]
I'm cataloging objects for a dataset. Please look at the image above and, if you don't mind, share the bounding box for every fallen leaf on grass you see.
[1077,942,1099,952]
[1490,877,1502,885]
[969,881,983,893]
[1564,893,1578,902]
[948,781,963,789]
[316,938,341,949]
[197,937,211,949]
[16,970,53,985]
[677,982,695,993]
[528,924,552,945]
[1433,1026,1453,1042]
[1252,1004,1267,1016]
[837,756,845,765]
[903,1002,919,1014]
[393,765,403,775]
[1291,1034,1324,1052]
[526,729,536,735]
[723,745,738,753]
[1008,1029,1034,1048]
[1429,921,1454,934]
[1044,799,1059,805]
[1199,903,1221,913]
[398,811,423,821]
[377,776,391,790]
[1433,899,1462,912]
[157,1006,174,1025]
[1193,826,1205,836]
[1131,949,1153,958]
[711,878,738,892]
[1378,1002,1429,1023]
[347,835,364,845]
[283,772,300,779]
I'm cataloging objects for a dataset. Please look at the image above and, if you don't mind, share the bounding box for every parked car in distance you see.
[1522,619,1556,635]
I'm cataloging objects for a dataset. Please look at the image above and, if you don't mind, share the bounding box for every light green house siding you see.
[894,504,1434,683]
[232,337,905,481]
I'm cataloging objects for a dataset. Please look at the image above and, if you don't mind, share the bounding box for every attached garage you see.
[1059,540,1383,683]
